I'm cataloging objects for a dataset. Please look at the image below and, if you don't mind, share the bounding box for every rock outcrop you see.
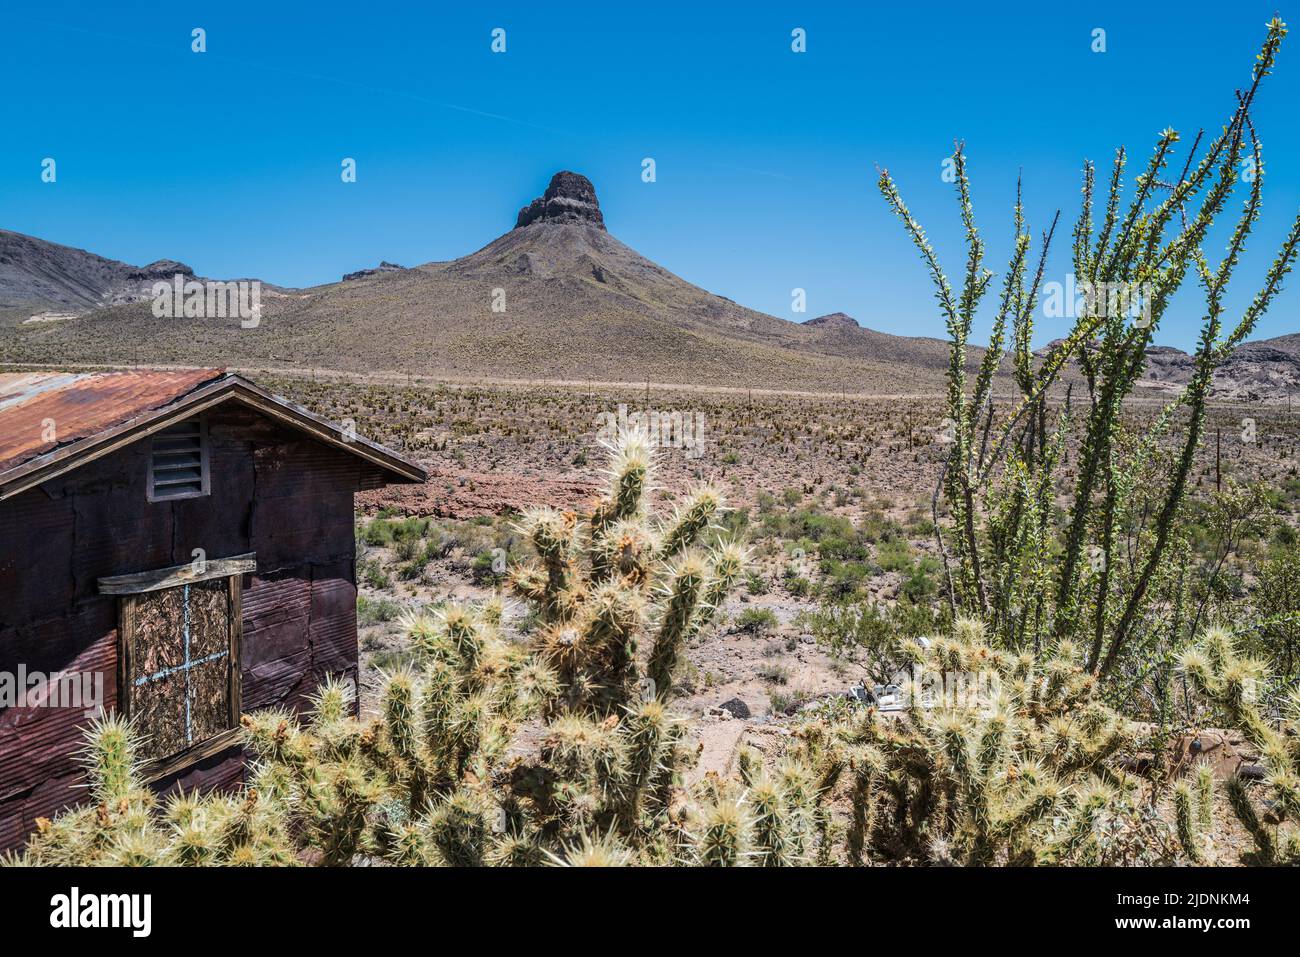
[342,261,406,282]
[127,259,194,281]
[1037,337,1300,402]
[514,171,605,230]
[802,312,860,330]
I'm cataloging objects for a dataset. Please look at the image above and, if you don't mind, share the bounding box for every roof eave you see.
[0,373,427,502]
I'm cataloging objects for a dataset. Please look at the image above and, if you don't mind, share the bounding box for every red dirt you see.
[357,466,600,519]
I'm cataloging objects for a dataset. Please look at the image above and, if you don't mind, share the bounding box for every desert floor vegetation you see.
[11,17,1300,869]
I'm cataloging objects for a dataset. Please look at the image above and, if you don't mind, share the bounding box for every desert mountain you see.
[1034,334,1300,402]
[0,228,201,313]
[0,172,966,392]
[0,172,1294,398]
[1142,335,1300,400]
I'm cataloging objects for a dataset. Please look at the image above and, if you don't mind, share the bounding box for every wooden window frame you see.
[146,415,211,504]
[99,553,254,781]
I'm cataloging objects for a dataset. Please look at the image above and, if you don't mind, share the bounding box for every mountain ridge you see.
[1,171,1295,398]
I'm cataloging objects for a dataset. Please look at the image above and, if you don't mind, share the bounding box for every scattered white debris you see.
[23,311,79,324]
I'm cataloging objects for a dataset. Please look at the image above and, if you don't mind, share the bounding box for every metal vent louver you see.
[149,419,208,500]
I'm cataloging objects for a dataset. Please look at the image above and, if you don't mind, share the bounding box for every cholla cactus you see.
[237,603,548,865]
[11,429,746,868]
[746,771,794,867]
[1180,625,1300,864]
[1170,763,1215,864]
[1172,781,1202,863]
[504,428,746,844]
[12,715,296,866]
[547,830,633,867]
[830,617,1136,865]
[515,433,742,716]
[689,789,753,866]
[653,616,1143,867]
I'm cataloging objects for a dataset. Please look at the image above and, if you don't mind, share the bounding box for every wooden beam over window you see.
[98,553,256,596]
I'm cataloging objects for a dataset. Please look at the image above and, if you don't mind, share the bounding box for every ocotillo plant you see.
[1180,625,1300,864]
[878,18,1300,679]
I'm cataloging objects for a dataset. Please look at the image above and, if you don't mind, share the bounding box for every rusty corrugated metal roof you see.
[0,369,224,473]
[0,369,426,502]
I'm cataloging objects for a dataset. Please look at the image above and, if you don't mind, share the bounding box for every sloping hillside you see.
[3,171,1292,398]
[0,173,966,392]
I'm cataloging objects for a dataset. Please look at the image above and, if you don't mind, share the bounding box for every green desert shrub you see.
[878,17,1300,680]
[736,608,778,635]
[358,594,403,625]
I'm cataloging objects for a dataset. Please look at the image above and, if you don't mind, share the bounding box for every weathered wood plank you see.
[98,553,256,595]
[139,727,242,783]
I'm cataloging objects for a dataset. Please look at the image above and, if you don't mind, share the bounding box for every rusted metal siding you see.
[0,626,118,850]
[240,567,359,713]
[0,402,383,850]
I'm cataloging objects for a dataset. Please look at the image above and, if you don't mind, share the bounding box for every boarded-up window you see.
[102,556,252,776]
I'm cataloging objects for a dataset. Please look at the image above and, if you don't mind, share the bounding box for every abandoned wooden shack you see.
[0,369,426,849]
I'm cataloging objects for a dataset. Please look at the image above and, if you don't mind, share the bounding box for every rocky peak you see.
[342,261,406,282]
[128,259,194,281]
[802,311,860,330]
[515,171,605,230]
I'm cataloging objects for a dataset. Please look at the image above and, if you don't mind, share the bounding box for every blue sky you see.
[2,1,1298,350]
